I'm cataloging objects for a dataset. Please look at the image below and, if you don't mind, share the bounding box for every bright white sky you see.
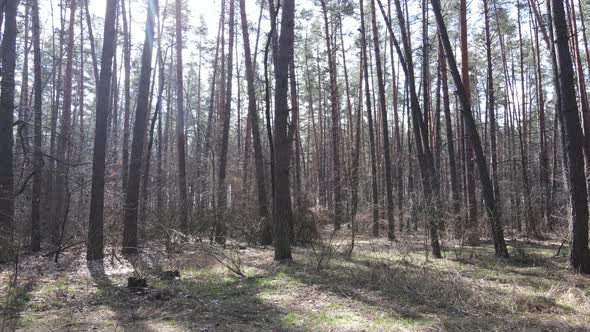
[82,0,293,70]
[87,0,225,38]
[88,0,258,38]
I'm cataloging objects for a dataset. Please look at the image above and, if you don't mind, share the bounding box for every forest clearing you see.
[3,222,590,331]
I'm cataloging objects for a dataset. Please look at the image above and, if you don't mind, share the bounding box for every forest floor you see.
[1,224,590,331]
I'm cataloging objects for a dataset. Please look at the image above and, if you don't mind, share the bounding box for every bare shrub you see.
[295,206,333,244]
[197,241,245,277]
[310,227,349,271]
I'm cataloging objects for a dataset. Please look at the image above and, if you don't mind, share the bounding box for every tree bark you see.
[215,0,235,244]
[551,0,590,274]
[381,0,441,256]
[370,0,395,239]
[122,0,157,255]
[459,0,479,245]
[431,0,509,258]
[320,0,345,229]
[239,0,270,240]
[439,35,460,228]
[54,0,77,247]
[175,0,189,233]
[87,0,118,261]
[31,0,43,253]
[0,0,16,262]
[84,0,99,85]
[273,0,295,261]
[120,0,131,191]
[484,0,499,203]
[360,0,380,237]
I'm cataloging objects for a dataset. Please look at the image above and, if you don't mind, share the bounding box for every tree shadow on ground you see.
[445,241,581,289]
[86,260,159,331]
[0,277,37,331]
[86,259,289,331]
[256,253,586,331]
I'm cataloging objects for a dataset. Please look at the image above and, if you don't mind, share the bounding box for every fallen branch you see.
[554,238,567,257]
[42,239,85,258]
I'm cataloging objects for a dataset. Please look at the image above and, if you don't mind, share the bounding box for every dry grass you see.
[1,226,590,331]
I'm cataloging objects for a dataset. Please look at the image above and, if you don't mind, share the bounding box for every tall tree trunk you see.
[87,0,118,261]
[54,0,77,247]
[48,1,65,244]
[216,0,235,243]
[320,0,344,229]
[387,0,403,231]
[108,14,119,162]
[370,0,395,239]
[380,0,440,256]
[360,0,380,237]
[567,0,590,171]
[0,0,16,262]
[439,35,460,228]
[516,0,535,237]
[551,0,590,274]
[350,60,363,245]
[78,1,85,152]
[175,0,189,233]
[200,10,223,214]
[459,0,478,245]
[339,13,354,189]
[484,0,499,202]
[240,0,270,242]
[122,0,157,255]
[273,0,295,261]
[31,0,43,252]
[530,0,550,228]
[289,61,300,243]
[431,0,509,258]
[263,28,275,204]
[120,0,131,191]
[535,0,562,231]
[19,3,30,155]
[84,0,99,84]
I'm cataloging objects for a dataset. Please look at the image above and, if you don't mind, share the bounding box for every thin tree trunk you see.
[567,0,590,170]
[122,0,157,255]
[484,0,499,203]
[387,0,403,230]
[175,0,189,233]
[380,0,440,256]
[360,0,380,237]
[370,0,395,239]
[530,0,550,228]
[54,0,77,248]
[48,0,65,244]
[458,0,478,245]
[19,3,30,154]
[31,0,43,253]
[120,0,131,191]
[439,35,460,228]
[320,0,345,229]
[289,61,300,243]
[264,9,276,204]
[200,9,223,213]
[239,0,270,243]
[215,0,235,243]
[84,0,99,84]
[431,0,509,258]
